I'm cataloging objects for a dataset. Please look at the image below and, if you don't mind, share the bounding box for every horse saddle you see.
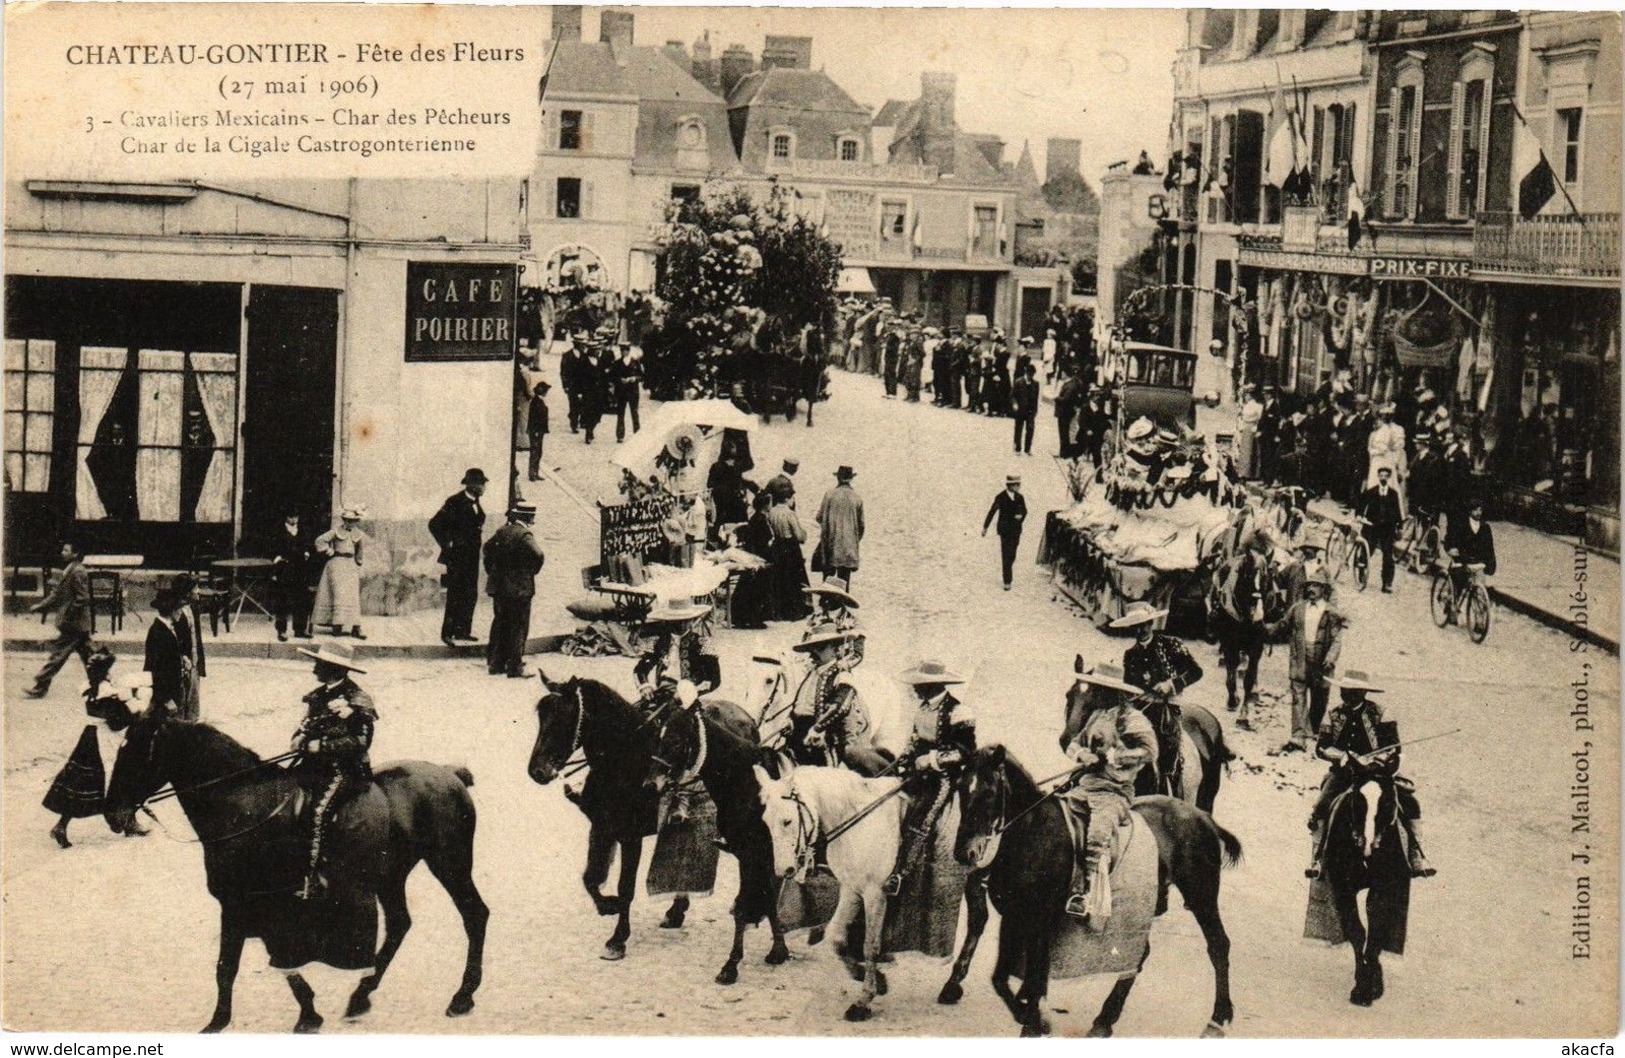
[1060,794,1133,872]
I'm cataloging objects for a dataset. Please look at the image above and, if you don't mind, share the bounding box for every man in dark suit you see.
[1443,497,1497,618]
[1011,361,1040,455]
[429,468,488,648]
[1357,465,1404,593]
[559,332,588,433]
[144,587,194,719]
[982,474,1028,590]
[271,509,317,640]
[526,380,551,482]
[26,541,95,698]
[483,500,545,678]
[613,344,642,443]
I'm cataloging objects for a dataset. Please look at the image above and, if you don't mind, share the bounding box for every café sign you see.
[405,262,518,362]
[1369,257,1473,279]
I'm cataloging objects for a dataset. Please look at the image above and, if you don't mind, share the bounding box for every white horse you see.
[753,762,904,1022]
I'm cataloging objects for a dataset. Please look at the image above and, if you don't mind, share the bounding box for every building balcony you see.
[773,158,939,185]
[1473,211,1621,285]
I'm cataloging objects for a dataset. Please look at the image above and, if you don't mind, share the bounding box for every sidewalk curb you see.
[5,632,572,662]
[1486,588,1619,656]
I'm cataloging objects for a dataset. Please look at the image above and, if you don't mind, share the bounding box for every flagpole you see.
[1509,100,1585,225]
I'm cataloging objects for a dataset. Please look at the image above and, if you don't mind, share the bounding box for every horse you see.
[753,762,905,1022]
[948,745,1240,1038]
[1206,547,1292,725]
[103,712,487,1034]
[649,703,792,984]
[527,673,695,961]
[1321,777,1411,1007]
[1062,657,1231,814]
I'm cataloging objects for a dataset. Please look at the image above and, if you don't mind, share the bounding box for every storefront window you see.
[4,338,55,492]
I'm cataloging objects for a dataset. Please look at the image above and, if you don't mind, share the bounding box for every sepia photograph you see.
[1,3,1619,1044]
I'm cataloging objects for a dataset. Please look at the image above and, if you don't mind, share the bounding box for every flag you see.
[1347,181,1365,250]
[1164,151,1181,191]
[910,212,922,252]
[998,221,1009,257]
[1514,115,1558,219]
[1288,109,1314,199]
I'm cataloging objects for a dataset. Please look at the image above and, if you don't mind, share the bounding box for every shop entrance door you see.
[1019,287,1051,343]
[240,286,338,549]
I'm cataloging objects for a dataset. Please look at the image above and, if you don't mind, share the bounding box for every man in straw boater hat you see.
[1305,669,1436,881]
[290,642,377,900]
[780,623,888,776]
[1115,600,1203,796]
[982,473,1028,591]
[883,659,978,896]
[1057,663,1157,926]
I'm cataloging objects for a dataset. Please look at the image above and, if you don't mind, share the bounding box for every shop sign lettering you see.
[1370,257,1473,279]
[405,262,518,362]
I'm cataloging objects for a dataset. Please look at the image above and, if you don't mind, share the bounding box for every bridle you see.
[773,778,820,882]
[125,721,301,845]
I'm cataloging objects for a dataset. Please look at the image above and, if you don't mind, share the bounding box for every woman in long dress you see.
[44,649,148,848]
[313,506,366,639]
[1236,384,1262,480]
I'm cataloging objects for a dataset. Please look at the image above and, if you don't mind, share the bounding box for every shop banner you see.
[405,262,517,362]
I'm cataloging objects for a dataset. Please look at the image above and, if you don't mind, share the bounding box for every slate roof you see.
[727,67,869,116]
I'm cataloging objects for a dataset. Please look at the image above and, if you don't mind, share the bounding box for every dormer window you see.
[837,136,861,162]
[772,133,793,160]
[675,116,708,171]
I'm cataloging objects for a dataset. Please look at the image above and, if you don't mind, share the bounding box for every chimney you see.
[599,9,635,49]
[919,71,957,176]
[720,44,755,97]
[664,40,689,63]
[1045,137,1082,184]
[692,30,712,64]
[762,35,812,71]
[551,5,582,43]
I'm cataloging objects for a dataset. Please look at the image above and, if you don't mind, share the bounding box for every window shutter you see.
[1446,81,1465,219]
[1311,106,1325,190]
[1384,87,1402,218]
[541,177,557,217]
[580,110,595,154]
[1407,92,1423,220]
[1343,103,1357,167]
[1475,86,1492,213]
[546,110,559,151]
[581,180,595,220]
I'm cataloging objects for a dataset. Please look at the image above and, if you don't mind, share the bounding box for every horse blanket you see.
[1303,877,1410,955]
[646,790,721,897]
[776,801,969,959]
[1029,809,1157,982]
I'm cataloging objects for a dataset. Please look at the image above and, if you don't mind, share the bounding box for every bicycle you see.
[1263,484,1307,540]
[1325,515,1372,592]
[1429,560,1491,643]
[1396,512,1442,575]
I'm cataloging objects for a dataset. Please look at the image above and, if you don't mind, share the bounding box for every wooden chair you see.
[85,569,125,634]
[186,555,234,635]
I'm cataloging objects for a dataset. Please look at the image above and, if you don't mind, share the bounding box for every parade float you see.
[1039,340,1247,631]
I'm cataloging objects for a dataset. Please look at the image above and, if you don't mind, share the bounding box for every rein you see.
[987,763,1087,838]
[142,790,298,845]
[145,751,300,804]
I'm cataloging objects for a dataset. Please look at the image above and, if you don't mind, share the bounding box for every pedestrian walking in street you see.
[483,499,545,678]
[881,323,902,399]
[578,346,607,445]
[982,474,1028,590]
[24,541,95,699]
[1055,368,1084,459]
[429,469,488,647]
[1358,465,1404,593]
[45,651,149,848]
[270,509,317,641]
[559,331,588,433]
[145,586,200,721]
[766,492,811,621]
[1011,361,1040,455]
[1275,568,1343,754]
[526,380,551,481]
[1366,401,1408,494]
[614,344,643,443]
[815,465,864,587]
[313,506,367,640]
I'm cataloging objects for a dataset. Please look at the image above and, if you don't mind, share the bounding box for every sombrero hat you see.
[297,642,368,674]
[1109,601,1168,629]
[1326,669,1384,693]
[792,625,863,652]
[642,601,712,625]
[664,425,703,461]
[1074,662,1144,695]
[1304,566,1333,589]
[898,660,965,686]
[1125,417,1155,442]
[804,579,860,609]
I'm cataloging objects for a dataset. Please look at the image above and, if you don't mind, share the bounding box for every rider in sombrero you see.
[781,623,888,776]
[290,642,376,900]
[633,601,720,709]
[1116,600,1202,796]
[883,659,977,897]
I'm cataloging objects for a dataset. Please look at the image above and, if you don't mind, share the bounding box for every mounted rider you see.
[1305,670,1436,881]
[781,624,889,776]
[1058,663,1157,927]
[291,643,376,900]
[633,602,717,827]
[805,577,860,634]
[1115,601,1202,796]
[882,660,976,897]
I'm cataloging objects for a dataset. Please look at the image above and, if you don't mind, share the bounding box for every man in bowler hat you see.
[429,468,488,647]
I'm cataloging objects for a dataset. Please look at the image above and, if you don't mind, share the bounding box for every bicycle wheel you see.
[1421,525,1441,568]
[1467,587,1491,643]
[1271,501,1290,533]
[1352,539,1370,592]
[1429,574,1452,628]
[1325,529,1347,578]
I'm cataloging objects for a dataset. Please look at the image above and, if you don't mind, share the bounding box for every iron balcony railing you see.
[1473,211,1621,281]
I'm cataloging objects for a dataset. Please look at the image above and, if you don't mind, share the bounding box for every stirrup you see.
[881,872,904,896]
[1304,863,1322,880]
[1064,893,1091,919]
[1409,857,1436,879]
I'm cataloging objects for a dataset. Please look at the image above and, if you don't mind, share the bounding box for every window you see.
[1448,51,1495,220]
[772,133,792,160]
[556,177,581,218]
[972,205,998,255]
[670,183,701,222]
[1559,107,1583,184]
[4,339,54,493]
[1386,60,1424,220]
[559,110,582,150]
[838,137,860,162]
[881,200,907,240]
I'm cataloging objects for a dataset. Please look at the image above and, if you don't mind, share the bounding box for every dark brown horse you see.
[948,745,1240,1037]
[104,713,487,1034]
[1322,777,1411,1006]
[1062,656,1232,813]
[649,703,792,985]
[526,674,693,960]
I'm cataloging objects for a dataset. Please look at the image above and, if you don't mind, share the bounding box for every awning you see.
[837,267,877,294]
